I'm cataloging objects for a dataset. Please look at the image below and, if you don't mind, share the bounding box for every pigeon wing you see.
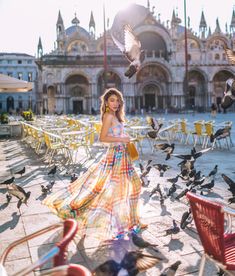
[222,174,235,188]
[111,32,125,53]
[124,24,141,62]
[224,46,235,64]
[135,254,161,272]
[121,251,162,273]
[8,184,26,199]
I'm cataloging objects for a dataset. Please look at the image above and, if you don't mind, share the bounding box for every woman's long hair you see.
[100,88,125,123]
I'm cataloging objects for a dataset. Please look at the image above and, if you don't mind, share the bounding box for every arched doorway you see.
[185,70,207,110]
[188,86,196,108]
[7,96,14,112]
[65,75,89,114]
[143,84,162,111]
[137,64,170,112]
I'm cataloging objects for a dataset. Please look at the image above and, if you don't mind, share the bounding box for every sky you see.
[0,0,234,56]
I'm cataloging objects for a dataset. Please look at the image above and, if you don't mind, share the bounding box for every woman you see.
[43,88,146,241]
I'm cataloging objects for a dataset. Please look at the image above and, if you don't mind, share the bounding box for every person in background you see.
[210,103,217,118]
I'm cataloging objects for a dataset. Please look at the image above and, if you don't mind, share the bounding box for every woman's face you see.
[106,94,120,113]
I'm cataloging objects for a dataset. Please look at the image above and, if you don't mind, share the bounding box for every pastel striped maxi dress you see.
[42,121,142,240]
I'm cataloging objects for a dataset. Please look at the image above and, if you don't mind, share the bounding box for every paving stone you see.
[2,257,34,276]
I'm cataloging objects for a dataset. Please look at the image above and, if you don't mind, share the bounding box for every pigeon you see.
[70,173,78,183]
[140,175,150,187]
[167,183,177,197]
[167,175,179,185]
[15,167,26,176]
[6,194,12,203]
[189,176,206,188]
[149,186,160,198]
[41,180,55,195]
[139,162,152,178]
[165,220,180,236]
[0,176,15,185]
[155,143,175,160]
[228,197,235,204]
[48,166,57,176]
[210,127,231,143]
[149,183,165,204]
[199,179,215,190]
[156,183,165,205]
[175,188,189,200]
[221,174,235,197]
[146,116,162,130]
[159,260,182,276]
[172,147,211,161]
[93,250,162,276]
[131,233,159,252]
[41,185,50,195]
[6,183,31,208]
[220,76,235,109]
[111,24,145,78]
[152,163,171,177]
[180,208,193,229]
[208,165,218,178]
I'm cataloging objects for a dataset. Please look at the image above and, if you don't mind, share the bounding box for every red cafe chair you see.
[0,219,92,276]
[186,192,235,276]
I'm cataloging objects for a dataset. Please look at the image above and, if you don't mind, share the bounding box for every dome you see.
[65,25,91,40]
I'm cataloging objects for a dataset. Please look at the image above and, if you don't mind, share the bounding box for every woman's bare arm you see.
[99,113,130,143]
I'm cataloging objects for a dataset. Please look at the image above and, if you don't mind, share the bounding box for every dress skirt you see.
[42,144,141,241]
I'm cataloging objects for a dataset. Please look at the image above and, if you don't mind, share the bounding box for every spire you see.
[37,36,43,58]
[147,0,150,10]
[199,10,207,39]
[56,10,65,36]
[171,9,181,27]
[89,11,96,38]
[214,18,221,33]
[89,11,95,29]
[57,10,64,25]
[199,11,207,29]
[71,13,80,26]
[230,9,235,33]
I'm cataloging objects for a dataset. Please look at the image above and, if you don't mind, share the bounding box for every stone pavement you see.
[0,112,235,275]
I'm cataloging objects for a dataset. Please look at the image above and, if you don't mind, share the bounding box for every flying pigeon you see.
[93,250,162,276]
[6,183,31,208]
[220,76,235,109]
[154,143,175,160]
[221,173,235,197]
[111,24,145,78]
[152,163,171,177]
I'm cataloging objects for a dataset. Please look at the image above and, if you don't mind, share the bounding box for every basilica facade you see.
[35,2,235,114]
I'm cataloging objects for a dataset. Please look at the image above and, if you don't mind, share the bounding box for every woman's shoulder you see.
[103,113,116,121]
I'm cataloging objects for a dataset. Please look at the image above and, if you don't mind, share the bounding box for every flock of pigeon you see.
[1,114,235,275]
